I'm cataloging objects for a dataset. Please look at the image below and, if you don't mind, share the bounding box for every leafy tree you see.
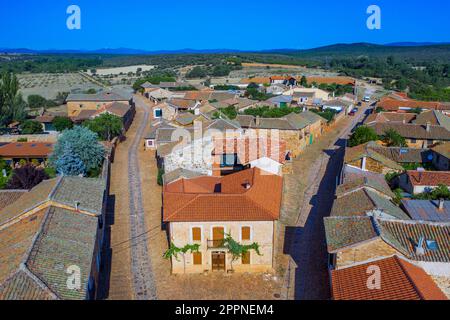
[54,143,86,176]
[163,243,200,274]
[215,105,237,120]
[27,94,48,109]
[84,88,97,94]
[186,66,207,79]
[83,113,123,141]
[382,128,407,147]
[0,72,27,127]
[348,125,379,147]
[6,165,49,190]
[20,120,44,134]
[410,107,423,114]
[414,184,450,200]
[392,188,403,205]
[300,76,308,87]
[55,91,69,105]
[52,116,73,132]
[50,126,105,172]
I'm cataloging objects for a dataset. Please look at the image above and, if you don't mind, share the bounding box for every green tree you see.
[27,94,48,109]
[20,120,43,134]
[0,72,27,126]
[348,126,379,147]
[382,128,407,147]
[50,126,105,172]
[52,116,73,132]
[300,76,308,87]
[83,113,123,141]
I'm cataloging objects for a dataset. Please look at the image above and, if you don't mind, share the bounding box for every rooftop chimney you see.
[426,122,431,132]
[415,236,425,256]
[255,116,261,127]
[438,198,445,211]
[74,201,80,211]
[243,180,251,189]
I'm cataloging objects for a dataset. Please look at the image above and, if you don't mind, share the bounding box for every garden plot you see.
[18,73,102,100]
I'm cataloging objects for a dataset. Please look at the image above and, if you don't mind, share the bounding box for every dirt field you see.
[18,73,102,100]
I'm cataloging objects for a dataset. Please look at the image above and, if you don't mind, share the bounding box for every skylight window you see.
[426,240,439,251]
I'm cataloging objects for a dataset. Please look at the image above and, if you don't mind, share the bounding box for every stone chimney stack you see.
[256,116,261,127]
[426,121,431,132]
[439,198,445,211]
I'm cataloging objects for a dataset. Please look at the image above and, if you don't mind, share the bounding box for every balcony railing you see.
[207,239,226,249]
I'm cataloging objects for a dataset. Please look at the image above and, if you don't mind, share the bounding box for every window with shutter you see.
[241,226,251,241]
[242,251,250,265]
[193,252,202,265]
[192,227,201,241]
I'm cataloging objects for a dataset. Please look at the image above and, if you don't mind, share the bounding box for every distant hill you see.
[266,43,450,61]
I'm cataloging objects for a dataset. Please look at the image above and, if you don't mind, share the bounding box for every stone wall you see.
[169,220,275,274]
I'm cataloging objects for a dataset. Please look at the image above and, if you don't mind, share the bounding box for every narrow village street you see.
[101,95,157,300]
[283,103,371,299]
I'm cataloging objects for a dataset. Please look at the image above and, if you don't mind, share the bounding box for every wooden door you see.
[212,227,224,247]
[211,252,225,271]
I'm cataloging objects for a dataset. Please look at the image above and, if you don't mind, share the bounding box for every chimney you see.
[74,201,80,211]
[243,180,251,189]
[255,116,261,127]
[426,122,431,132]
[438,198,445,211]
[415,236,425,256]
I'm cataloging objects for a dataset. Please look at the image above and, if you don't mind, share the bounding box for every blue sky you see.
[0,0,449,50]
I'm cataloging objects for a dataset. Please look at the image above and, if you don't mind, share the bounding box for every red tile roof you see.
[331,256,447,300]
[0,142,53,158]
[163,168,282,222]
[406,170,450,186]
[212,137,287,164]
[378,97,449,111]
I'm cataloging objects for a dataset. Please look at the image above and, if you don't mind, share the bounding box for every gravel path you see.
[128,97,158,300]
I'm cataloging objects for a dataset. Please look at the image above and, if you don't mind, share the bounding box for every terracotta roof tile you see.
[163,168,282,222]
[0,142,53,158]
[406,170,450,186]
[331,256,447,300]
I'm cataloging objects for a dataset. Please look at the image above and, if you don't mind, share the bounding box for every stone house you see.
[367,122,450,148]
[235,111,326,158]
[162,168,282,274]
[344,142,404,175]
[0,176,107,300]
[398,170,450,195]
[324,216,450,298]
[431,143,450,170]
[66,91,133,117]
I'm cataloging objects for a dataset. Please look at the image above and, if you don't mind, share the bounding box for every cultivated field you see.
[18,72,102,100]
[89,64,155,76]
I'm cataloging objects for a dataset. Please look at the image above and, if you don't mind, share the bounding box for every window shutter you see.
[193,252,202,265]
[192,227,201,241]
[242,251,250,265]
[241,226,251,241]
